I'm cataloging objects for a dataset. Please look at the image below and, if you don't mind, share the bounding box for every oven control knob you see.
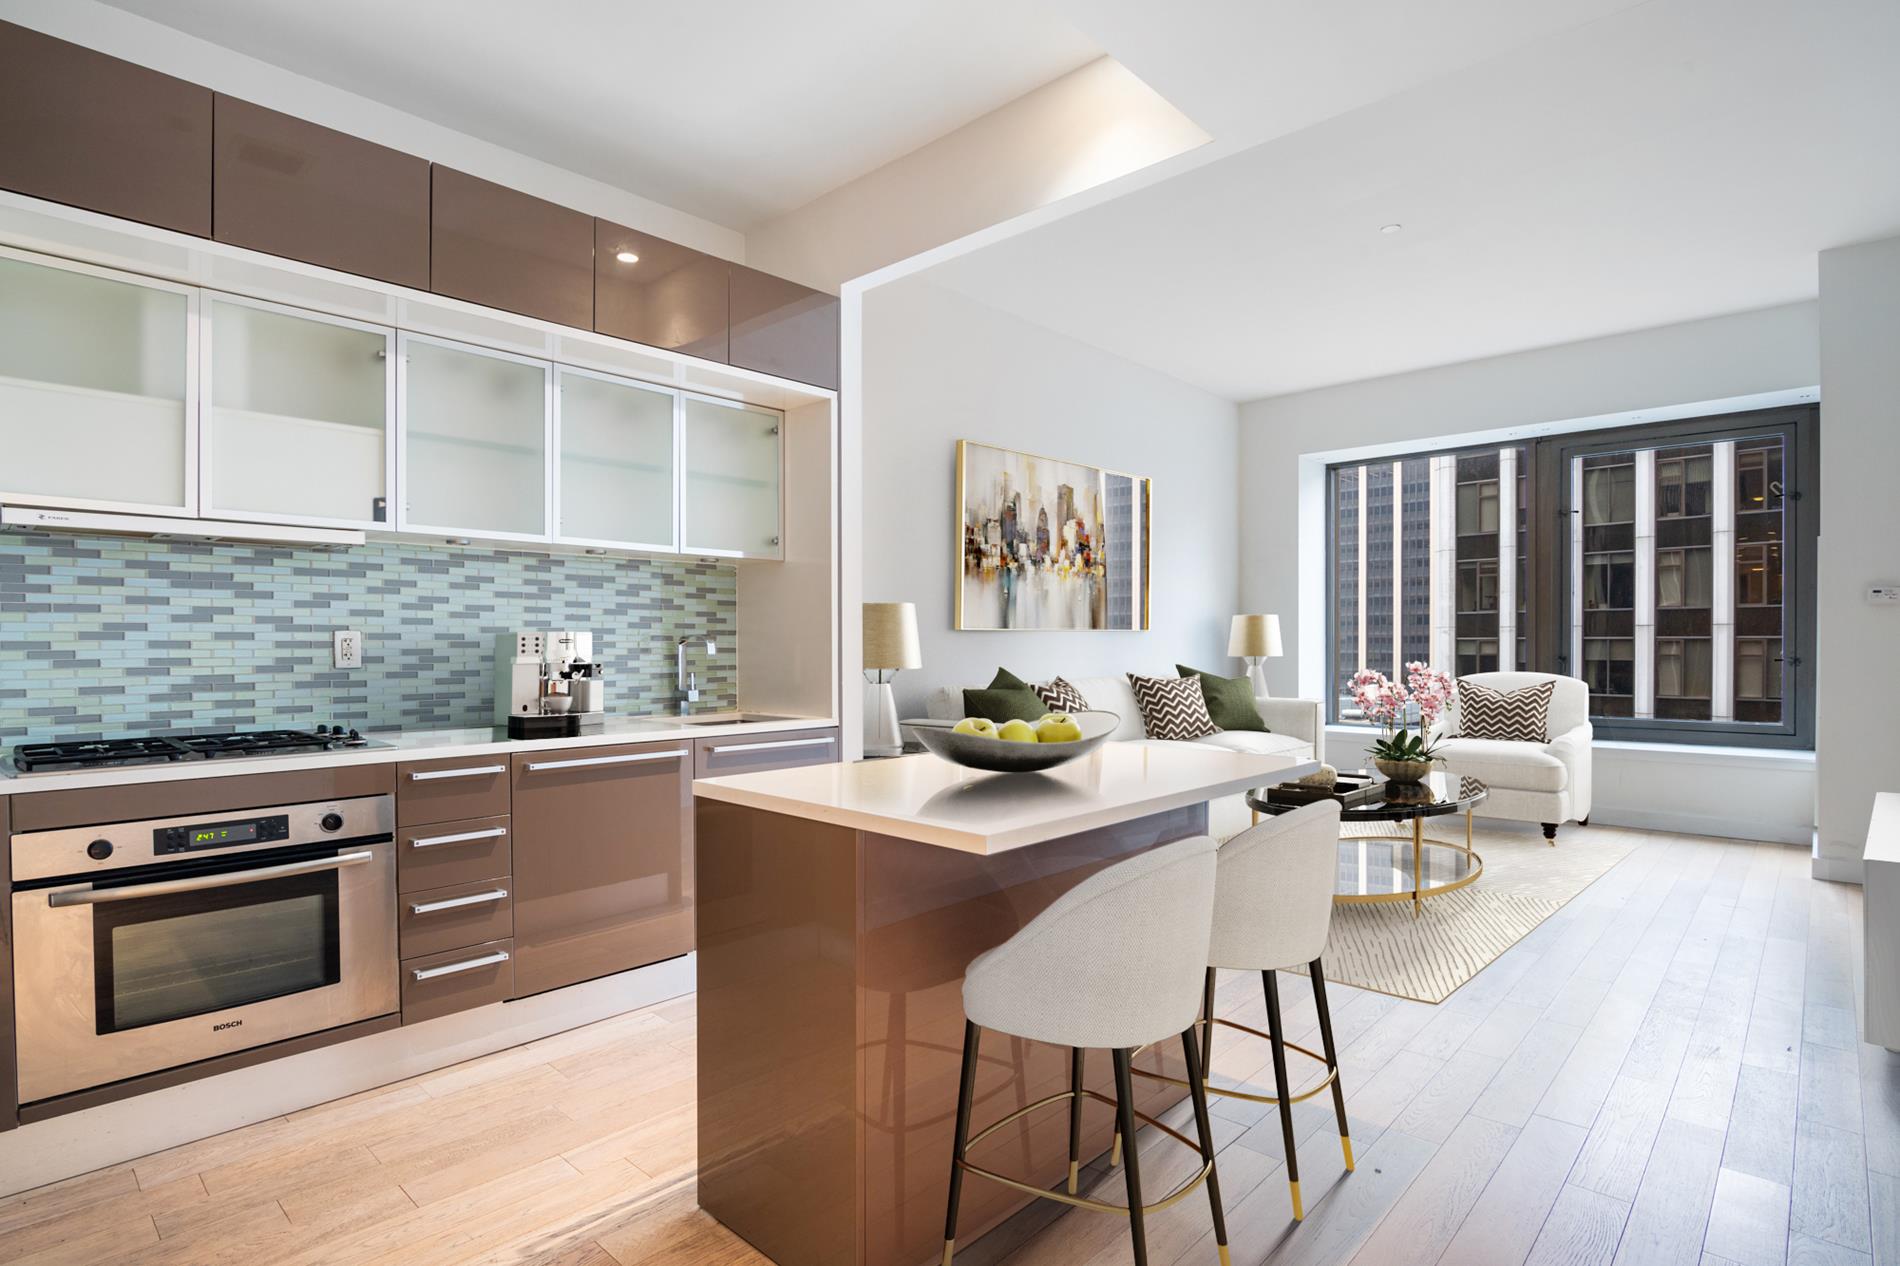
[87,839,113,861]
[320,812,345,833]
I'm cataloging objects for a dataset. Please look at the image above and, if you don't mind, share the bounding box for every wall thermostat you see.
[1868,584,1900,606]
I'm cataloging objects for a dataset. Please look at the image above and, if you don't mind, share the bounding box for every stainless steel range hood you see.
[2,505,365,549]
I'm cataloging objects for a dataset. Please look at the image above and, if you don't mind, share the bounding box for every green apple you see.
[952,716,998,738]
[1035,714,1083,743]
[996,718,1039,743]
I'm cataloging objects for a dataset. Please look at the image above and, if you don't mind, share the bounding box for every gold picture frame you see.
[954,439,1152,632]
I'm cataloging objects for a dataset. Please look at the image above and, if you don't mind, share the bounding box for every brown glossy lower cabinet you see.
[399,875,514,959]
[693,726,839,778]
[509,741,694,998]
[402,939,514,1025]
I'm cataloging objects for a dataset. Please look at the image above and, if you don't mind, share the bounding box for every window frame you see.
[1324,403,1817,749]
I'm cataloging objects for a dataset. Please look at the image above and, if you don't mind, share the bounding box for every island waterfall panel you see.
[695,799,1203,1266]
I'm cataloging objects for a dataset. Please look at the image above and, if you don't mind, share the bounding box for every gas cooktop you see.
[10,726,384,774]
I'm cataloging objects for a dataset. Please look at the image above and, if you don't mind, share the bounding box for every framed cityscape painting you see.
[955,439,1151,631]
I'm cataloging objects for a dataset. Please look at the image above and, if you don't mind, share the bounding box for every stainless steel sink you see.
[673,712,802,726]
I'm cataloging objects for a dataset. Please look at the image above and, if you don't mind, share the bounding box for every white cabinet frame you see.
[198,290,398,531]
[551,363,681,555]
[0,243,200,519]
[679,389,785,561]
[394,331,556,544]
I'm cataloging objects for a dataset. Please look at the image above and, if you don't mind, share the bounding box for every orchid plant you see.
[1351,663,1455,765]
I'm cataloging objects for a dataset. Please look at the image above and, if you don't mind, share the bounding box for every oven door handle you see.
[46,850,378,907]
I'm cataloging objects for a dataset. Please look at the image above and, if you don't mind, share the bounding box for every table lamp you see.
[862,602,921,757]
[1228,613,1283,697]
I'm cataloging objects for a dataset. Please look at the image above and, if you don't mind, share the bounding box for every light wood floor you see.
[1,824,1894,1266]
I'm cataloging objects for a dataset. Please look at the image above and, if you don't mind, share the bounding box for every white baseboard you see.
[0,954,696,1199]
[1586,806,1813,846]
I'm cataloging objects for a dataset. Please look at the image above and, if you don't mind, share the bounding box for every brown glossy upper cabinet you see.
[595,219,729,363]
[0,21,211,236]
[431,165,593,328]
[729,264,840,391]
[214,96,428,289]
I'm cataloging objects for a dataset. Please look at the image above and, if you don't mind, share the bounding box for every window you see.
[1326,404,1815,747]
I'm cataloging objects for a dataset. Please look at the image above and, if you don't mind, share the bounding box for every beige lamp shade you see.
[1227,614,1284,659]
[862,602,922,670]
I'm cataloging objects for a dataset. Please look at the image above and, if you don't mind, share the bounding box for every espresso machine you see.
[494,630,607,736]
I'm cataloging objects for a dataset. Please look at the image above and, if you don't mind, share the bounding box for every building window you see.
[1326,405,1814,747]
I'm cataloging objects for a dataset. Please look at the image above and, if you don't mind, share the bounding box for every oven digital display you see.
[154,815,289,855]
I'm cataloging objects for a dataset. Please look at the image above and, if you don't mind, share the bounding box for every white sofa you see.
[1432,671,1593,843]
[922,673,1323,839]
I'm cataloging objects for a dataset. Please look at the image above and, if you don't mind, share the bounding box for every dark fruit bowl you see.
[902,711,1119,773]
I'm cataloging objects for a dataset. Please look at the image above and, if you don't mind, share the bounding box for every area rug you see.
[1242,815,1639,1004]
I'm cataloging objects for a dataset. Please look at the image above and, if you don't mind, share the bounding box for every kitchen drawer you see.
[694,727,840,778]
[397,756,512,826]
[399,875,514,959]
[398,815,511,894]
[401,939,513,1025]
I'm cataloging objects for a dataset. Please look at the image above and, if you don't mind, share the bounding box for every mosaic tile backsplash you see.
[0,531,737,745]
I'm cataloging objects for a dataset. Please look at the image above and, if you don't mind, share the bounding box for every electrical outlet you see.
[333,629,363,669]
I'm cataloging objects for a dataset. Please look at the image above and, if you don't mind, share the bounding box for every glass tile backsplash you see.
[0,531,736,745]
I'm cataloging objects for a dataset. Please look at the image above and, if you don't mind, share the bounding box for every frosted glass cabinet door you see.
[204,297,393,526]
[0,250,193,513]
[400,336,550,539]
[682,394,781,557]
[556,368,676,548]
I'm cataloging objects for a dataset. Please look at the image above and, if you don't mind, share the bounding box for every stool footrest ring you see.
[1131,1017,1339,1106]
[957,1088,1212,1216]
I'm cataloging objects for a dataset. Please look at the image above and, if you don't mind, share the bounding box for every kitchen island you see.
[691,742,1299,1266]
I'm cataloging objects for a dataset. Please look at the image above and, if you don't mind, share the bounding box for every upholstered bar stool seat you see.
[1131,800,1352,1222]
[943,835,1231,1266]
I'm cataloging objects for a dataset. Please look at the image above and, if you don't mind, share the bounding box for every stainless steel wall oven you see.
[10,795,398,1103]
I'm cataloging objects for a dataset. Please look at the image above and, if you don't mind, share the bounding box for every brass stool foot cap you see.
[1066,1160,1079,1195]
[1342,1135,1355,1171]
[942,1240,955,1266]
[1218,1244,1233,1266]
[1289,1180,1303,1221]
[1110,1132,1123,1167]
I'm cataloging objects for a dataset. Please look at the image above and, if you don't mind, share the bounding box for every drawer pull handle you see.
[410,826,508,849]
[410,888,508,915]
[708,736,836,755]
[408,764,506,781]
[524,750,687,772]
[412,950,510,982]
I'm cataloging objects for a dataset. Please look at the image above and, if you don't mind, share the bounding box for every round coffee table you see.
[1245,771,1488,917]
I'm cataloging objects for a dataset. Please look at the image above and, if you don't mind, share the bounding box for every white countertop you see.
[0,713,836,797]
[691,741,1298,854]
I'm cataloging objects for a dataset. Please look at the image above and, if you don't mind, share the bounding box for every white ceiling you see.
[97,0,1100,230]
[924,0,1900,400]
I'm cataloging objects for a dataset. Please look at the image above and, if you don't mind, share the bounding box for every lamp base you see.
[1244,657,1272,697]
[864,676,903,758]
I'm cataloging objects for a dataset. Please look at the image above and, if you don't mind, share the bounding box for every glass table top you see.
[1334,835,1480,901]
[1246,770,1488,821]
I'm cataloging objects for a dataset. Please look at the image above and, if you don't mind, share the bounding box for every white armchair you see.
[1433,671,1593,844]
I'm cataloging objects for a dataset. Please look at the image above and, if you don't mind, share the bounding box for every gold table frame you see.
[1336,809,1483,918]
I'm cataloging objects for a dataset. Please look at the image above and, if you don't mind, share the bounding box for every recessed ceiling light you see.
[1380,223,1403,235]
[615,250,639,264]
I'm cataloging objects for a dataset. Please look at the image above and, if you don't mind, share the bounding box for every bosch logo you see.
[212,1019,244,1032]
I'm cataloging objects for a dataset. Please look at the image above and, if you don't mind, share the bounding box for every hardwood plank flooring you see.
[1,824,1895,1265]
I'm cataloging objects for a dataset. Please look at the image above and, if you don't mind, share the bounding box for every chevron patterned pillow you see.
[1033,677,1089,713]
[1457,679,1554,742]
[1127,673,1221,741]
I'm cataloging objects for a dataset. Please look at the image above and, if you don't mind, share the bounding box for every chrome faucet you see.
[676,634,717,713]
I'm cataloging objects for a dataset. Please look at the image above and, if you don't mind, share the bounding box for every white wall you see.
[1242,302,1822,845]
[0,0,744,259]
[1816,235,1900,879]
[861,277,1239,715]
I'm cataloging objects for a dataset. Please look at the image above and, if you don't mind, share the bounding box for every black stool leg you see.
[942,1021,981,1266]
[1262,970,1302,1220]
[1201,966,1218,1072]
[1181,1024,1231,1266]
[1310,957,1353,1171]
[1111,1048,1149,1266]
[1067,1046,1085,1195]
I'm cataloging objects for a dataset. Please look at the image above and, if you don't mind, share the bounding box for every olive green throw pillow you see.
[1176,665,1268,732]
[963,667,1048,723]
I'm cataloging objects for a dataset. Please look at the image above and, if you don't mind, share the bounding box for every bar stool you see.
[1129,800,1351,1222]
[941,835,1230,1266]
